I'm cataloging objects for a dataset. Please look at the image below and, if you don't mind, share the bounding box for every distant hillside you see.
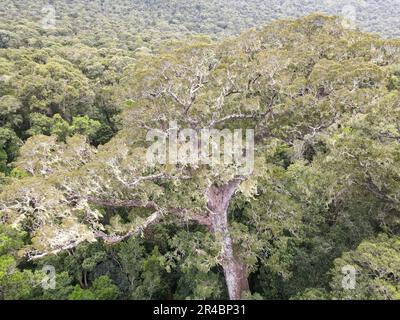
[1,0,400,50]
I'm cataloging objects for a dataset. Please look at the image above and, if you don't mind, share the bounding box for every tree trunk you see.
[207,180,249,300]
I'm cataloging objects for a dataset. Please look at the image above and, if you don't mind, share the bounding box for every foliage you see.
[1,3,400,300]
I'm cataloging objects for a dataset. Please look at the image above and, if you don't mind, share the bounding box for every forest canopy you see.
[0,1,400,301]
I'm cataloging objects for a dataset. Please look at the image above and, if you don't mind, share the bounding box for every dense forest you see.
[1,1,400,300]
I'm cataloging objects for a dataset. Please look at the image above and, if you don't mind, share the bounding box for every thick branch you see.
[87,195,212,225]
[94,210,164,244]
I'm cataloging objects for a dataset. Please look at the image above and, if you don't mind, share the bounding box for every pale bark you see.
[207,180,249,300]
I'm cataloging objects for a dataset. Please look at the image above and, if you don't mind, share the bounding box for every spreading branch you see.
[94,210,165,244]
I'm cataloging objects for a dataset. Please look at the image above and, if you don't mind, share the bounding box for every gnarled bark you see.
[207,180,249,300]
